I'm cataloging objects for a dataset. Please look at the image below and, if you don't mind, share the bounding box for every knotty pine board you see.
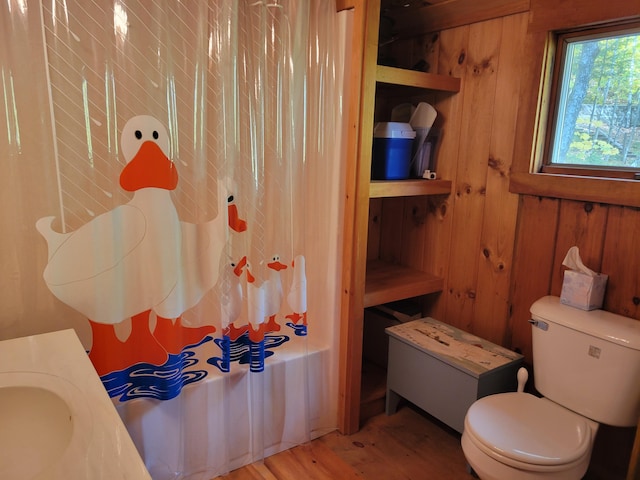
[472,13,527,345]
[440,17,504,333]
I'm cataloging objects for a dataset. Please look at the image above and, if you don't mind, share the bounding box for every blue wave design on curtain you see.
[102,333,292,401]
[102,336,211,401]
[208,333,290,373]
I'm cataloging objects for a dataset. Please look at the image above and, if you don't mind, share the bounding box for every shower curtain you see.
[0,0,348,478]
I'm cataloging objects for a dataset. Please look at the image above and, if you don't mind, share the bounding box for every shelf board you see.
[369,179,452,198]
[376,65,461,92]
[364,260,444,308]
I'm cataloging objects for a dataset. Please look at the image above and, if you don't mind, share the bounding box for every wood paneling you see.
[418,25,469,321]
[379,197,405,263]
[367,199,382,261]
[528,0,640,32]
[441,18,503,333]
[509,195,559,361]
[473,12,527,345]
[602,206,640,319]
[385,0,530,38]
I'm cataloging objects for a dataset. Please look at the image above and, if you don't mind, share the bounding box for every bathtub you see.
[115,332,336,480]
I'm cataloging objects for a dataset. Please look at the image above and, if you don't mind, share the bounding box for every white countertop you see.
[0,329,151,480]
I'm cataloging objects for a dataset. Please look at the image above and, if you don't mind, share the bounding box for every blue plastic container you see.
[371,122,416,180]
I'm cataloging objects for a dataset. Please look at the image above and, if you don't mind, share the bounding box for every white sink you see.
[0,374,80,480]
[0,330,150,479]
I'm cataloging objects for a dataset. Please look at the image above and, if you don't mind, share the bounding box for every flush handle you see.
[528,318,548,331]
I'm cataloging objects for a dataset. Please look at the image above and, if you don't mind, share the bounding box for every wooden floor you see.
[215,404,470,480]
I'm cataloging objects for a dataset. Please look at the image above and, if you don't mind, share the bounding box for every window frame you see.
[508,6,640,209]
[540,23,640,180]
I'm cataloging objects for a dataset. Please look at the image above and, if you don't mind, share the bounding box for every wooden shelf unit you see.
[365,70,457,304]
[339,0,461,434]
[364,260,444,308]
[369,179,451,198]
[376,65,461,92]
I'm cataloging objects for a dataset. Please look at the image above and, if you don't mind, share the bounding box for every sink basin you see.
[0,371,92,480]
[0,380,74,479]
[0,386,70,480]
[0,330,150,479]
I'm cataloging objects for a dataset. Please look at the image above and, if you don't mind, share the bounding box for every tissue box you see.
[560,270,608,310]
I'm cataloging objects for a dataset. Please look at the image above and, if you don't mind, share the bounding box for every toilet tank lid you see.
[531,296,640,350]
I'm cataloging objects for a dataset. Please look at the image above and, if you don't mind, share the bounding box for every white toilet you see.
[461,295,640,480]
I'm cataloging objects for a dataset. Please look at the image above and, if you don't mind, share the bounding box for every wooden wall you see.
[373,12,529,347]
[371,5,639,477]
[511,198,640,361]
[375,6,640,363]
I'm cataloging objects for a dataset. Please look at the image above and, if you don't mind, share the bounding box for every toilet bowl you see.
[461,392,598,480]
[461,296,640,480]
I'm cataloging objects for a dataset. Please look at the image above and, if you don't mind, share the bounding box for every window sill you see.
[509,171,640,207]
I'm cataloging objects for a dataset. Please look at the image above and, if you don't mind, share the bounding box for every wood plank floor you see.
[215,404,470,480]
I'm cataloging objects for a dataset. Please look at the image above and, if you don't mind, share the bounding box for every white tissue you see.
[562,246,597,277]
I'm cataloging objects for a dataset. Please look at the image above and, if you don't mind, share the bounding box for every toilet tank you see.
[530,296,640,427]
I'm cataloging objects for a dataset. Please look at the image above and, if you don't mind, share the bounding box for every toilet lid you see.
[465,393,593,466]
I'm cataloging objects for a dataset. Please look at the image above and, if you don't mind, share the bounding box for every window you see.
[542,24,640,179]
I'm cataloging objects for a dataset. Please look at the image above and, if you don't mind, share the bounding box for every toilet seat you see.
[464,393,596,471]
